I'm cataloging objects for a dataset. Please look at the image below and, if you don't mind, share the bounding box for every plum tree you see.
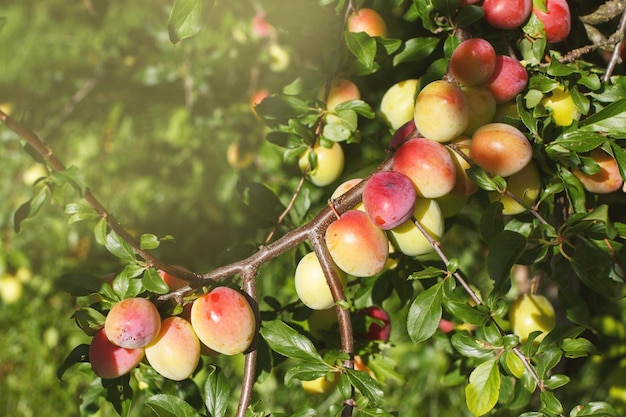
[104,297,162,349]
[3,2,626,417]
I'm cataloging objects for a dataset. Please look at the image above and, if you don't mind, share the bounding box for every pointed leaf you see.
[407,281,444,344]
[168,0,204,44]
[346,32,377,70]
[465,358,501,416]
[205,365,230,417]
[260,320,323,362]
[284,362,333,386]
[146,394,202,417]
[105,230,137,262]
[57,344,89,381]
[345,368,384,407]
[487,231,527,290]
[142,268,169,294]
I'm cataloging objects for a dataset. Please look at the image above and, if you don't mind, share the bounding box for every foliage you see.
[2,0,626,417]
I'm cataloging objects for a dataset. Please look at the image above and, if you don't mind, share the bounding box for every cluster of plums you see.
[89,272,255,381]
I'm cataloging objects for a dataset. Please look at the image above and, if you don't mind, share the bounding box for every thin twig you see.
[603,5,626,82]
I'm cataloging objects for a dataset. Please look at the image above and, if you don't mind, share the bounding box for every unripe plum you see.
[325,210,389,277]
[449,38,496,87]
[414,80,469,143]
[325,79,361,111]
[331,178,364,211]
[145,316,201,381]
[573,148,624,194]
[89,328,145,379]
[104,297,161,349]
[388,198,444,257]
[307,308,339,339]
[295,252,346,310]
[190,287,256,355]
[393,138,457,198]
[470,123,532,177]
[380,79,420,129]
[301,373,340,394]
[347,8,387,38]
[363,171,417,230]
[509,293,556,343]
[355,306,391,342]
[541,86,580,126]
[298,142,345,187]
[532,0,571,43]
[483,55,529,104]
[489,161,541,215]
[482,0,532,30]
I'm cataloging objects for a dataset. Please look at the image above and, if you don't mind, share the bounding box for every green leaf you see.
[465,358,501,417]
[51,165,87,195]
[146,394,202,417]
[487,231,527,289]
[14,185,50,233]
[393,37,439,66]
[345,368,384,407]
[94,217,108,246]
[284,362,333,386]
[408,266,445,280]
[335,99,375,119]
[59,272,108,296]
[205,365,230,417]
[65,202,100,224]
[112,270,143,300]
[450,332,495,359]
[57,344,89,381]
[548,131,606,153]
[142,268,169,294]
[345,31,377,70]
[168,0,204,44]
[140,234,160,250]
[72,307,106,336]
[579,99,626,132]
[540,391,564,415]
[455,5,483,27]
[407,281,444,344]
[480,201,504,242]
[569,401,618,417]
[505,350,525,379]
[559,337,598,358]
[260,320,323,362]
[544,374,570,390]
[105,230,137,262]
